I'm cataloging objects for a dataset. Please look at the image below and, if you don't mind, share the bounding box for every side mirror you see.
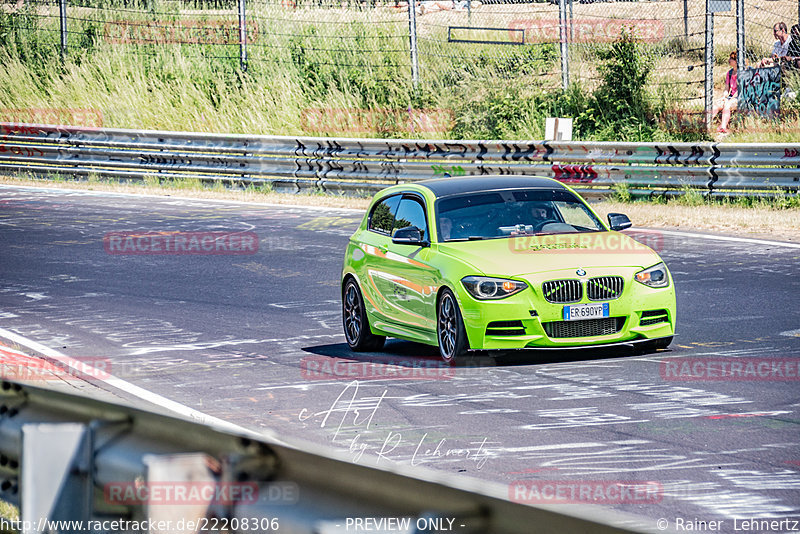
[392,226,428,247]
[607,213,632,231]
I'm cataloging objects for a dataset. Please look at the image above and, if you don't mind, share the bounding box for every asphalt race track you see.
[1,185,799,530]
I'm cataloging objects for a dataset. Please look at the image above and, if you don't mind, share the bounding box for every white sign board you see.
[545,117,573,141]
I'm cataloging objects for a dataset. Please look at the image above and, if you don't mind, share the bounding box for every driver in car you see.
[529,203,549,221]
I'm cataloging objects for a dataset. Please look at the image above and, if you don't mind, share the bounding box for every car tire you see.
[342,278,385,352]
[437,288,469,363]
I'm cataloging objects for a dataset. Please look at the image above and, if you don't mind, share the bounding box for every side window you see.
[392,196,428,241]
[368,194,401,235]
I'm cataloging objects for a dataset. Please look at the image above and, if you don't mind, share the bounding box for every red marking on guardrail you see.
[0,145,44,157]
[552,164,597,183]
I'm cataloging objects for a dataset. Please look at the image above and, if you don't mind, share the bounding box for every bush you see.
[575,29,657,140]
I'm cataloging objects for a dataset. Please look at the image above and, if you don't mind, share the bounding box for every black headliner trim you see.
[417,176,567,198]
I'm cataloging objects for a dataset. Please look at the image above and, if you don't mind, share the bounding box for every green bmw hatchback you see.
[341,176,676,362]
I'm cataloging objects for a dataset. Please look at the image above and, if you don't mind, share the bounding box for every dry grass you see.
[3,175,798,241]
[594,200,800,242]
[0,175,372,210]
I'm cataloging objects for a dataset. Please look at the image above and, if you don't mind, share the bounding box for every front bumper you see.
[455,267,676,349]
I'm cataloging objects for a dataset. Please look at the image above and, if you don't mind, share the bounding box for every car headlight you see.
[635,262,670,288]
[462,276,528,300]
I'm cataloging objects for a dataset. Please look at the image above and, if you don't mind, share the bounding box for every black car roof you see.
[416,176,568,198]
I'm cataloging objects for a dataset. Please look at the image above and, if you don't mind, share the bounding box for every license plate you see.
[563,303,610,321]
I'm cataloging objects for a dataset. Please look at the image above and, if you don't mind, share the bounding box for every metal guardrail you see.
[1,123,799,197]
[0,379,671,534]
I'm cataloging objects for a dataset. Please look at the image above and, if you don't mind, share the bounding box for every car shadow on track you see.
[302,340,671,369]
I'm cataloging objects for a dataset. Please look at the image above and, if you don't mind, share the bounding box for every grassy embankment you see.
[1,0,800,141]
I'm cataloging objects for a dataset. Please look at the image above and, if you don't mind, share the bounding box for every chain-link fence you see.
[2,0,799,134]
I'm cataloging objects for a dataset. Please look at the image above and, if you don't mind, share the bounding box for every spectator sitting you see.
[783,24,800,71]
[755,22,792,67]
[710,51,738,135]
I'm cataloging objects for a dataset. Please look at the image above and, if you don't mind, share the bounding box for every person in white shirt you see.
[755,22,792,67]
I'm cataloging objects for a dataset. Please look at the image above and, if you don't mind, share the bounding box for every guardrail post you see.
[704,0,714,132]
[558,0,569,90]
[238,0,247,72]
[407,1,419,89]
[59,0,67,62]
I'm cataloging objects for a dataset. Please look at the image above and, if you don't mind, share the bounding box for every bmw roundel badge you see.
[576,269,586,276]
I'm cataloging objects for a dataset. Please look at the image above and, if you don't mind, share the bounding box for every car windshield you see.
[435,188,605,242]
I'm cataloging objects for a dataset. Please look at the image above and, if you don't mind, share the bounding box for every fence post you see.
[568,0,573,43]
[736,0,745,73]
[59,0,67,62]
[704,0,714,132]
[238,0,247,72]
[407,1,419,89]
[558,0,569,90]
[683,0,688,39]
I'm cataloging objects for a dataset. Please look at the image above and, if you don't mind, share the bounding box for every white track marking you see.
[630,228,800,249]
[0,327,275,440]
